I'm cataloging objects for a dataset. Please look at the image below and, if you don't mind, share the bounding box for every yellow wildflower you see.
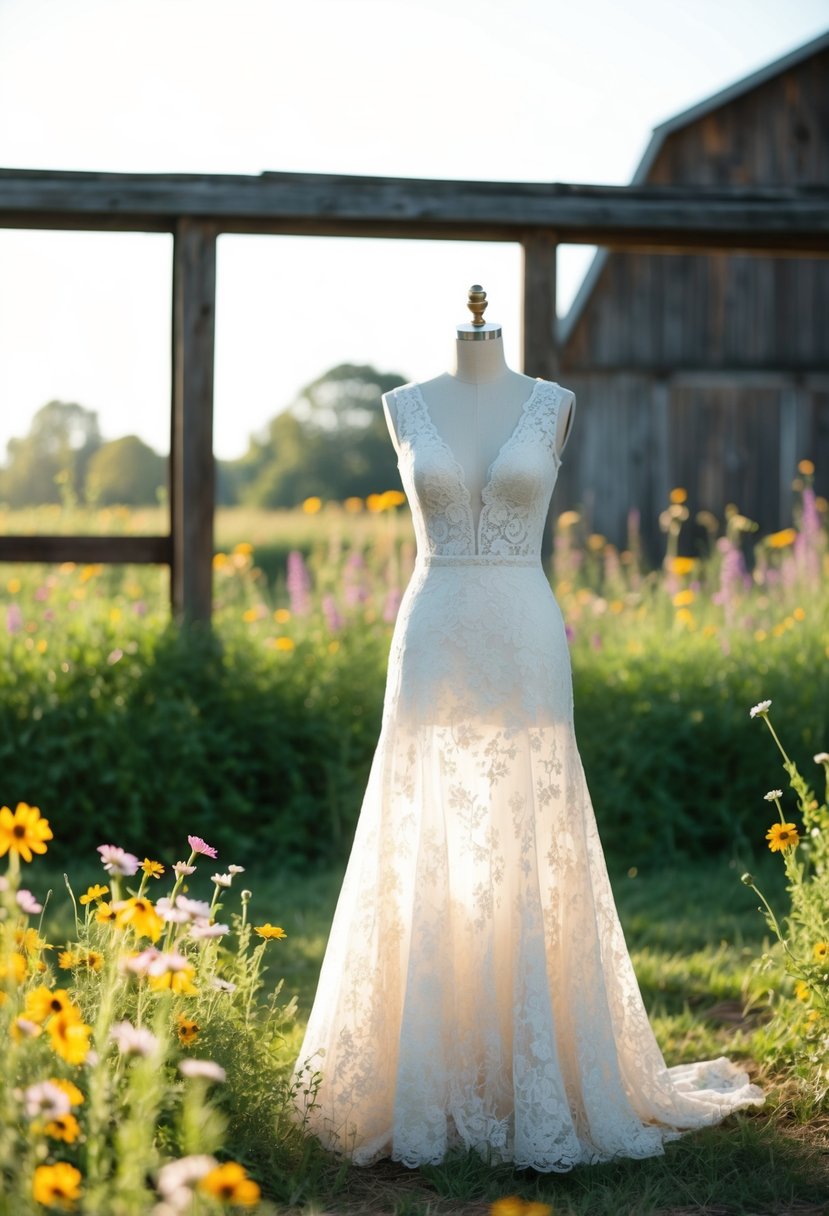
[366,493,384,512]
[79,883,109,906]
[32,1162,82,1211]
[198,1161,261,1206]
[0,952,28,984]
[141,859,165,879]
[233,542,253,556]
[380,490,406,509]
[795,980,810,1002]
[673,589,695,607]
[176,1013,200,1046]
[0,802,53,862]
[25,986,77,1024]
[47,1012,92,1064]
[113,897,164,942]
[765,822,799,853]
[344,496,363,513]
[669,556,695,576]
[7,576,21,594]
[272,637,295,652]
[96,902,118,924]
[669,487,688,504]
[149,967,198,996]
[798,459,815,476]
[556,510,580,528]
[813,942,828,963]
[212,552,229,571]
[302,496,322,514]
[40,1113,81,1144]
[767,528,797,548]
[794,607,806,621]
[253,923,287,940]
[242,608,260,623]
[586,533,606,551]
[15,927,49,955]
[274,608,291,623]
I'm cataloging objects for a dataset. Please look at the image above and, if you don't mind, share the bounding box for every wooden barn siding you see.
[650,51,829,187]
[553,374,829,557]
[564,250,829,370]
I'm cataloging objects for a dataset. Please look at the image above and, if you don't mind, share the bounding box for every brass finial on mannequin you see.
[467,284,488,327]
[457,283,502,342]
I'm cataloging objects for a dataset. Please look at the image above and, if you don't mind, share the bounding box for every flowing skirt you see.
[291,557,763,1170]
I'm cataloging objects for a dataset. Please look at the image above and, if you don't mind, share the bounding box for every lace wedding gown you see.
[291,378,764,1171]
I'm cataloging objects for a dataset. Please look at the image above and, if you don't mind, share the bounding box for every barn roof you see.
[558,27,829,347]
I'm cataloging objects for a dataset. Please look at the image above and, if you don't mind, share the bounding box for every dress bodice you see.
[386,379,571,560]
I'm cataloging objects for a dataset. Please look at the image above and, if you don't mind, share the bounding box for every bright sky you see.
[0,0,826,461]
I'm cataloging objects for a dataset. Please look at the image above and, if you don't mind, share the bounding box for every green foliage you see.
[232,363,406,508]
[0,401,101,508]
[85,435,167,506]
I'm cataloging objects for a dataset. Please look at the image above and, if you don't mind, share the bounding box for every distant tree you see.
[85,435,166,506]
[234,364,407,508]
[1,400,101,506]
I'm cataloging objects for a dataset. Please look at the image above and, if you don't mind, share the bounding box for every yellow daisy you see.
[113,897,164,942]
[79,883,109,906]
[197,1161,261,1206]
[765,822,799,852]
[0,802,53,862]
[253,923,287,940]
[32,1162,82,1211]
[47,1011,92,1065]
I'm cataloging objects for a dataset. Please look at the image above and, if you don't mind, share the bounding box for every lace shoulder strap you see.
[526,381,570,469]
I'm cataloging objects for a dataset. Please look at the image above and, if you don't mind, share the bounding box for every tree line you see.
[0,364,407,510]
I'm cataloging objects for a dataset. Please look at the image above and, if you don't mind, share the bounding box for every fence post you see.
[170,218,217,624]
[521,230,559,381]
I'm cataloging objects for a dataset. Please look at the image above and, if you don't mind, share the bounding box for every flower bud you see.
[740,872,755,886]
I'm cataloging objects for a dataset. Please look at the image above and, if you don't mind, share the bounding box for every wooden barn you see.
[555,29,829,557]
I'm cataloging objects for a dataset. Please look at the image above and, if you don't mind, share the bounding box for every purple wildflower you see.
[286,550,312,616]
[6,604,22,634]
[383,587,402,623]
[322,594,344,632]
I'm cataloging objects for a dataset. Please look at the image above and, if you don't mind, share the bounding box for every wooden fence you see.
[1,168,827,619]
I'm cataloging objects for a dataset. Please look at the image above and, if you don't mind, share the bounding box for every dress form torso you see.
[383,335,575,535]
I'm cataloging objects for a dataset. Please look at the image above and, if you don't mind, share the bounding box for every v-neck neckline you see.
[411,378,547,504]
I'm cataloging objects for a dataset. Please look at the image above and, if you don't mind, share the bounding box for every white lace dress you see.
[291,378,764,1171]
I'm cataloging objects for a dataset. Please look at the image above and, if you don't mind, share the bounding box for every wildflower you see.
[0,951,27,983]
[157,1155,217,1201]
[190,921,230,940]
[749,700,772,719]
[798,459,815,476]
[141,859,165,879]
[669,487,688,504]
[40,1113,81,1143]
[764,790,783,802]
[197,1161,261,1206]
[0,802,53,862]
[767,528,797,548]
[48,1012,92,1064]
[176,1014,200,1046]
[149,964,198,996]
[669,556,695,576]
[274,607,291,623]
[16,926,49,954]
[96,845,140,877]
[25,986,76,1024]
[95,902,118,924]
[272,636,295,651]
[210,977,237,993]
[795,980,810,1002]
[172,862,196,878]
[32,1162,83,1211]
[187,835,217,859]
[234,541,253,556]
[672,589,695,607]
[16,888,43,914]
[112,896,164,942]
[557,510,580,528]
[21,1081,71,1120]
[254,923,287,940]
[175,895,212,920]
[813,942,828,963]
[211,873,233,888]
[228,864,245,875]
[50,1078,84,1107]
[156,896,191,924]
[110,1020,159,1058]
[10,1016,42,1041]
[179,1058,226,1082]
[815,753,829,766]
[79,883,109,905]
[302,496,322,514]
[765,822,799,852]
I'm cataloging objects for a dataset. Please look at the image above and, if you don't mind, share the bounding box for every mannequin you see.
[382,285,575,533]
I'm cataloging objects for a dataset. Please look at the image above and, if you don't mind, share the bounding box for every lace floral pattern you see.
[291,376,764,1171]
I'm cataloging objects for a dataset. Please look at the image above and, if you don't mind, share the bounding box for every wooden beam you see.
[0,169,827,253]
[522,232,559,382]
[170,217,217,624]
[0,535,172,563]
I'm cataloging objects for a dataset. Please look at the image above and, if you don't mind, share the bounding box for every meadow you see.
[1,467,829,1214]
